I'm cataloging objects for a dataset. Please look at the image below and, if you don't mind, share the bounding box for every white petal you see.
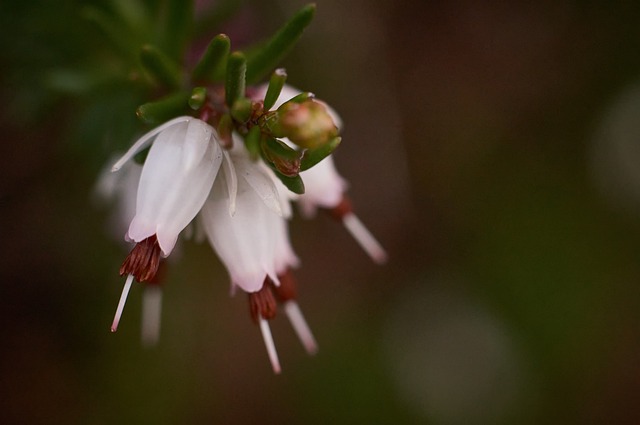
[111,116,192,171]
[235,155,283,216]
[273,213,299,273]
[128,119,222,255]
[297,155,347,215]
[200,173,282,293]
[182,119,212,170]
[222,150,238,216]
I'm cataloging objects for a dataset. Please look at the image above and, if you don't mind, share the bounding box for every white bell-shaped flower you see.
[109,117,225,334]
[112,116,224,256]
[199,145,302,374]
[199,148,297,293]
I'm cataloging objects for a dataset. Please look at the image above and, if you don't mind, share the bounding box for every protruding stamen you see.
[141,285,162,347]
[284,301,318,355]
[111,273,134,332]
[259,316,281,374]
[342,212,388,264]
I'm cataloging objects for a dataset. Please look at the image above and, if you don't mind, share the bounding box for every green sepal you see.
[268,163,305,194]
[244,125,262,161]
[262,137,303,177]
[192,34,230,83]
[230,97,253,123]
[225,51,247,107]
[136,91,190,124]
[263,68,287,111]
[158,0,193,61]
[245,4,316,84]
[300,136,341,171]
[139,44,182,89]
[275,169,305,194]
[189,87,207,110]
[258,110,282,137]
[217,113,233,147]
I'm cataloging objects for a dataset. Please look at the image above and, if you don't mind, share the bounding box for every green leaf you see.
[300,136,341,171]
[263,68,287,111]
[225,51,246,107]
[262,137,303,177]
[192,34,230,83]
[82,6,136,61]
[158,0,193,61]
[46,68,110,95]
[136,91,190,124]
[140,44,182,89]
[300,137,342,171]
[230,97,253,123]
[272,167,305,194]
[189,87,207,110]
[245,4,316,84]
[244,125,262,161]
[217,113,233,147]
[112,0,151,39]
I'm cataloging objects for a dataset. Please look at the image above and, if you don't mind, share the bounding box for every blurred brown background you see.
[2,0,640,423]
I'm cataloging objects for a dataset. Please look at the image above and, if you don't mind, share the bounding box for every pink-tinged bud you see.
[271,100,338,149]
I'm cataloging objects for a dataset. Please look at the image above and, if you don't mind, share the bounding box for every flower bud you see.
[268,100,338,149]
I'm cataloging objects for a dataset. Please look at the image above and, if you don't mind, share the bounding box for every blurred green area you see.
[2,1,640,424]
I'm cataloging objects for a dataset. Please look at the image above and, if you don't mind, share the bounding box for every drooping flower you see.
[198,142,316,373]
[109,116,230,332]
[113,117,225,256]
[95,155,167,347]
[200,165,286,290]
[254,84,388,264]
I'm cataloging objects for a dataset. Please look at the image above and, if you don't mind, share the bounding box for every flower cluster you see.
[103,84,386,373]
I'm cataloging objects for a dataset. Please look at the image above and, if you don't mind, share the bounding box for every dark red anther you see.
[120,235,162,282]
[146,260,167,286]
[327,196,353,221]
[271,269,297,302]
[248,279,278,324]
